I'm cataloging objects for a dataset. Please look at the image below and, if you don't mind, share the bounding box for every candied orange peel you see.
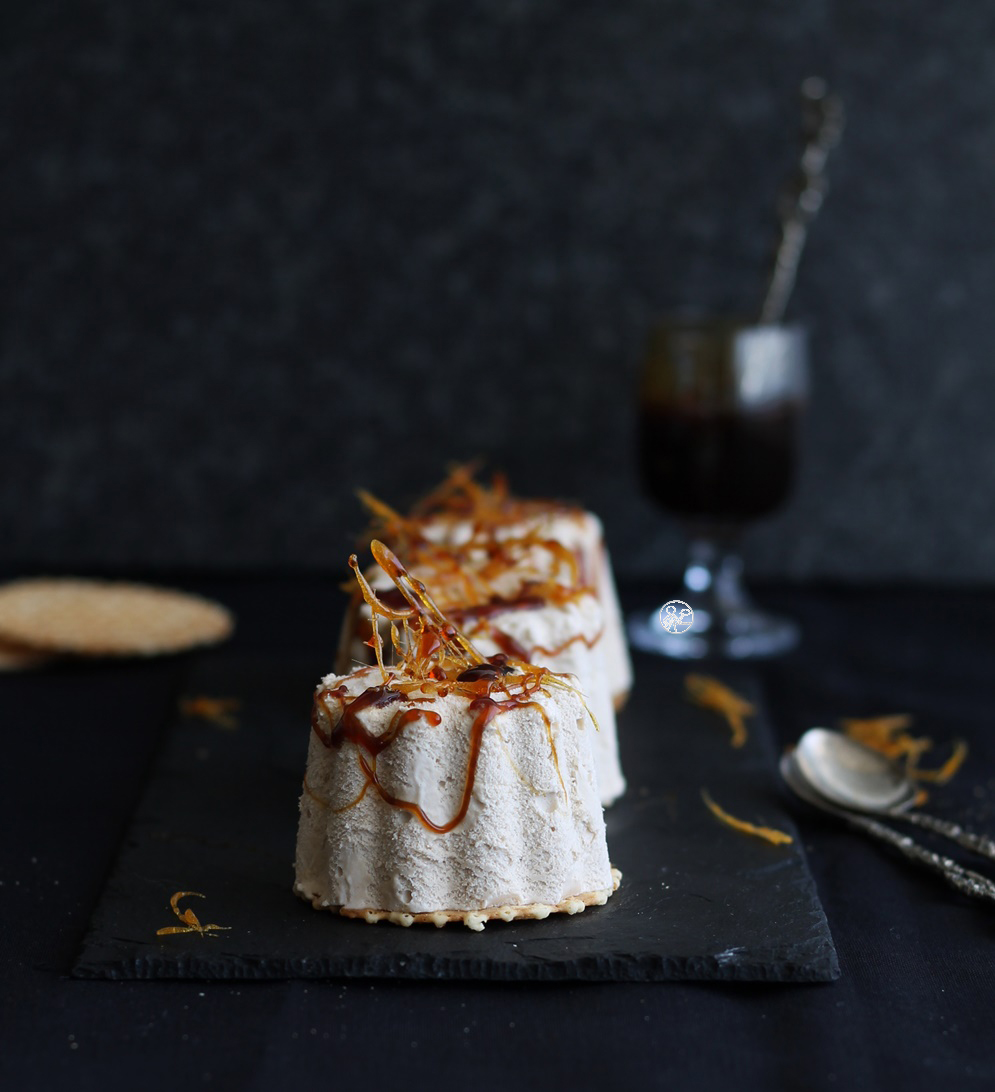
[840,714,968,786]
[180,696,240,730]
[155,891,230,937]
[701,789,793,846]
[685,674,755,748]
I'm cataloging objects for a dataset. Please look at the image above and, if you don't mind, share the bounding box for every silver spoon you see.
[794,728,995,862]
[780,750,995,907]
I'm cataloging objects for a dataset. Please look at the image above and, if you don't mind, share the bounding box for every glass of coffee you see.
[627,318,808,659]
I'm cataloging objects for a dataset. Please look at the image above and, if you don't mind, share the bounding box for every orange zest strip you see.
[179,696,241,730]
[840,714,968,786]
[356,488,408,527]
[409,461,490,521]
[156,891,231,937]
[701,789,793,846]
[907,739,969,785]
[685,674,755,748]
[840,714,920,760]
[356,488,420,542]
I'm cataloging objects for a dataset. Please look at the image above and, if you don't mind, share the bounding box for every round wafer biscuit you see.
[295,867,621,931]
[0,578,234,657]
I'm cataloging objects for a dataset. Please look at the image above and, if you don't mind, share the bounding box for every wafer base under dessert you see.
[294,868,622,931]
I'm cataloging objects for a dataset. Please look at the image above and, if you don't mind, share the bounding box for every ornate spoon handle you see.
[759,77,844,324]
[845,811,995,905]
[900,811,995,863]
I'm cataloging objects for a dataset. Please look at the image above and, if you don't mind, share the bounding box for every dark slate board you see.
[73,651,838,982]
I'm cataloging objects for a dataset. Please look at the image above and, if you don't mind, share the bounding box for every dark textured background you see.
[3,1,994,580]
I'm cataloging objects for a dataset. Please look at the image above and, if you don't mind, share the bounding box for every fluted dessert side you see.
[294,666,613,916]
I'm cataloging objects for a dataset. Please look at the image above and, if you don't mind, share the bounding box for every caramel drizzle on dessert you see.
[312,540,578,832]
[352,467,601,665]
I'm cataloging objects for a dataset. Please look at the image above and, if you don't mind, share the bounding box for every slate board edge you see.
[71,653,841,986]
[73,946,840,983]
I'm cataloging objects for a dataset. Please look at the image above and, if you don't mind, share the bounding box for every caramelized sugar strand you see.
[312,541,583,833]
[356,468,601,671]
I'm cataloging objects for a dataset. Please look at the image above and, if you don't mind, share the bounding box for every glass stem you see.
[681,534,753,626]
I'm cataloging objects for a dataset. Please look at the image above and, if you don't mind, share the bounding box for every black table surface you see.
[3,575,994,1091]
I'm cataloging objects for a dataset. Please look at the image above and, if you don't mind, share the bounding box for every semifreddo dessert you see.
[295,540,619,930]
[363,467,633,710]
[336,467,631,805]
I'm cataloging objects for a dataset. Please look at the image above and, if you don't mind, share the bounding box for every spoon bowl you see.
[786,727,995,867]
[793,727,919,814]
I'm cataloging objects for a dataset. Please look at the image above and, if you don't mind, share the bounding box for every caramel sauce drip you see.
[487,630,530,663]
[447,594,547,623]
[526,628,605,659]
[312,667,557,834]
[313,540,579,834]
[313,683,405,752]
[455,656,515,683]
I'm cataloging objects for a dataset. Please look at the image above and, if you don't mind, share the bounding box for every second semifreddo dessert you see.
[337,469,631,806]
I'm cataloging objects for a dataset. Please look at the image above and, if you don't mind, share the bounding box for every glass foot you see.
[627,604,799,660]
